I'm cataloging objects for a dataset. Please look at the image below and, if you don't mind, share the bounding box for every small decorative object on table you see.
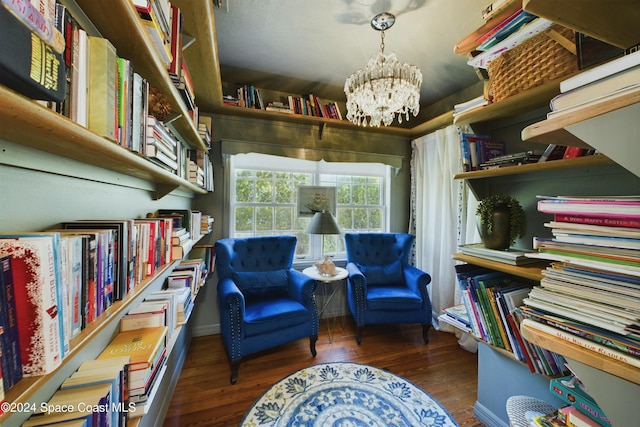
[315,255,336,276]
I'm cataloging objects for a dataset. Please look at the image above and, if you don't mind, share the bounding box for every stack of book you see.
[459,133,506,172]
[459,243,539,266]
[22,356,130,426]
[454,264,567,375]
[549,375,612,426]
[453,95,489,118]
[479,150,543,169]
[548,49,640,118]
[438,304,473,334]
[521,195,640,370]
[97,326,168,406]
[146,115,181,174]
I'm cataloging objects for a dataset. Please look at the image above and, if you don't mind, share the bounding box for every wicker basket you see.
[487,25,579,103]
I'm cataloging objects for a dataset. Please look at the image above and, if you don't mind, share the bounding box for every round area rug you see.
[240,362,459,427]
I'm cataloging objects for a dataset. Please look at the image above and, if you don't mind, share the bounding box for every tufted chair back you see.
[344,233,413,267]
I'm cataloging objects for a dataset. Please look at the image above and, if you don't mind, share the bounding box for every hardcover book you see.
[0,234,64,376]
[97,326,167,371]
[87,35,118,140]
[549,375,611,426]
[0,5,66,101]
[0,253,22,390]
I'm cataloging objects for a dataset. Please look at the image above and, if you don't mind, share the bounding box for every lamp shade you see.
[305,212,341,235]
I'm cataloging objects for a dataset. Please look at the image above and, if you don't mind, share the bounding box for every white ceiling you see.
[213,0,491,120]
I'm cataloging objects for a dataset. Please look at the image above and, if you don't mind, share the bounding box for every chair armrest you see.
[288,269,317,305]
[404,265,432,299]
[218,277,245,313]
[346,262,366,288]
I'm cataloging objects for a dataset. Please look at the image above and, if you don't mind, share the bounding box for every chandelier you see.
[344,12,422,127]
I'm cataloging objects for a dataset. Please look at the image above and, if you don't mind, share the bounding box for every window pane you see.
[370,208,382,230]
[256,206,274,230]
[354,208,368,229]
[235,178,254,203]
[235,206,254,231]
[256,180,273,203]
[352,183,366,205]
[275,206,293,230]
[275,180,293,203]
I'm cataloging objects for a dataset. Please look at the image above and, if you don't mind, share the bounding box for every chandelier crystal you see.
[344,12,422,127]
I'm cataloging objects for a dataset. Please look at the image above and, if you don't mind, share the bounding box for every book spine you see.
[0,255,23,390]
[1,0,65,53]
[87,36,118,140]
[525,319,640,369]
[554,214,640,228]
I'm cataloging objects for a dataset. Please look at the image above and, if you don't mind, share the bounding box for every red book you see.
[562,146,586,159]
[554,214,640,228]
[0,235,64,377]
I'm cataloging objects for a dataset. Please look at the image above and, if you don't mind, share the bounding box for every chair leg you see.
[310,335,318,357]
[230,359,240,385]
[356,325,363,345]
[422,323,431,344]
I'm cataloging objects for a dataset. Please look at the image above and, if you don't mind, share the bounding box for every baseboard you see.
[474,401,509,427]
[193,323,220,336]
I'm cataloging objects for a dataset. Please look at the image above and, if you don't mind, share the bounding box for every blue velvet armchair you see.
[215,236,319,384]
[344,233,432,344]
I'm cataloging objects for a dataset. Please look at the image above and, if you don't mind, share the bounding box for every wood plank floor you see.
[163,319,483,427]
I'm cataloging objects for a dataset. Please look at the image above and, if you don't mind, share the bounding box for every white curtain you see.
[409,125,479,351]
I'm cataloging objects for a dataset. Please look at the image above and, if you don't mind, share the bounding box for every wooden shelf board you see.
[0,261,179,424]
[408,110,454,138]
[521,323,640,385]
[213,104,417,137]
[521,90,640,147]
[523,0,640,49]
[0,86,206,195]
[454,155,614,180]
[452,253,547,281]
[74,0,205,151]
[453,80,562,125]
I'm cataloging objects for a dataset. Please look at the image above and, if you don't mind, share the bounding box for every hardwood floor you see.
[163,319,483,427]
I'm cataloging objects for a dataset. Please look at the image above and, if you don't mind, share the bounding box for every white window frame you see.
[228,153,391,263]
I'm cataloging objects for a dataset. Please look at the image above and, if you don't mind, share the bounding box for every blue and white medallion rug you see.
[240,362,459,427]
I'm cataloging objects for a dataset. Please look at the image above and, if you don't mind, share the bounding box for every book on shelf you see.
[524,287,640,341]
[520,306,640,359]
[1,0,65,54]
[0,253,22,391]
[459,133,505,171]
[479,150,543,169]
[476,10,537,52]
[97,326,167,372]
[120,301,168,332]
[547,82,640,119]
[536,196,640,218]
[481,0,518,22]
[549,375,612,426]
[562,146,587,159]
[87,35,118,140]
[467,18,554,69]
[552,214,640,229]
[438,304,473,333]
[61,356,131,427]
[545,220,640,241]
[560,49,640,93]
[533,237,640,263]
[537,144,567,162]
[0,233,65,377]
[0,4,66,102]
[454,0,522,55]
[459,243,540,265]
[550,65,640,112]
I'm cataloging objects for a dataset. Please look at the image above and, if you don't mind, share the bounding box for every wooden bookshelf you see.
[453,154,614,180]
[522,90,640,178]
[74,0,206,151]
[0,86,206,199]
[453,80,563,126]
[521,323,640,385]
[0,261,178,425]
[523,0,640,50]
[452,253,547,282]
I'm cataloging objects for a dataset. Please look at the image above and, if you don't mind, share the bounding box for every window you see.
[229,153,391,262]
